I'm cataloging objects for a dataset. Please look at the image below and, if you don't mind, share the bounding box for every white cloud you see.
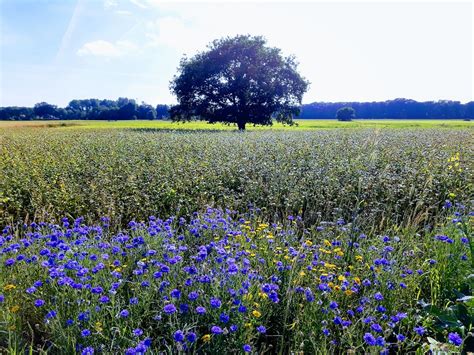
[130,0,148,9]
[104,0,118,9]
[77,40,137,57]
[115,10,133,15]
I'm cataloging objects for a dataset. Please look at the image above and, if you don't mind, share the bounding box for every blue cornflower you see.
[414,326,425,335]
[120,309,129,318]
[0,294,4,303]
[129,297,138,304]
[243,344,252,352]
[210,297,222,309]
[196,306,206,314]
[164,304,177,314]
[133,328,143,337]
[99,295,110,304]
[5,258,15,267]
[256,325,266,334]
[81,329,91,337]
[374,292,384,301]
[34,299,45,307]
[188,291,199,301]
[45,310,57,319]
[397,334,406,342]
[329,301,338,309]
[211,326,223,334]
[371,323,383,333]
[364,333,376,346]
[448,332,462,346]
[220,313,230,323]
[174,330,184,342]
[82,347,94,355]
[186,332,197,343]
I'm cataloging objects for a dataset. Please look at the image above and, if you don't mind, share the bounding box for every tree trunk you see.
[237,121,246,131]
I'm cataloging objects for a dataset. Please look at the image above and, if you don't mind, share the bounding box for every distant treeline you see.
[0,98,170,121]
[299,99,474,119]
[1,98,473,120]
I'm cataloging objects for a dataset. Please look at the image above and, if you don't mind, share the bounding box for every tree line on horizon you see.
[0,98,170,121]
[1,98,472,121]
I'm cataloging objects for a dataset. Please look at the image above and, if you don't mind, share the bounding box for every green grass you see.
[0,123,472,354]
[0,119,471,131]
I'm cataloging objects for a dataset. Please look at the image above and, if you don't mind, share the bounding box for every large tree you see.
[169,35,309,130]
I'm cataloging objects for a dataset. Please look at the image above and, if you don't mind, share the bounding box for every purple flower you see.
[414,326,425,336]
[210,297,222,309]
[448,332,462,346]
[5,258,15,267]
[133,328,143,337]
[220,313,230,323]
[186,332,197,343]
[82,347,94,355]
[174,330,184,342]
[364,333,376,346]
[371,323,383,333]
[196,306,206,314]
[99,295,110,304]
[164,304,177,314]
[188,291,199,301]
[34,299,45,307]
[120,309,129,318]
[45,310,57,319]
[374,292,384,301]
[256,325,266,334]
[211,326,223,334]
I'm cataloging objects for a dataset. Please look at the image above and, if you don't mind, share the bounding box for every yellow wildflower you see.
[3,284,16,291]
[10,305,20,313]
[252,310,262,318]
[305,240,313,247]
[345,290,354,296]
[202,334,211,342]
[95,321,103,332]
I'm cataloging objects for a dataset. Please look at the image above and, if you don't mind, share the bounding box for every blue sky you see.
[0,0,472,106]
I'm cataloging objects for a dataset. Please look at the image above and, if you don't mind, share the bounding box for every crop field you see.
[0,119,472,131]
[0,123,473,354]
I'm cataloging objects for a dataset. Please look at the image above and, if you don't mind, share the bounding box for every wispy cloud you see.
[104,0,118,9]
[130,0,148,9]
[77,40,137,57]
[55,0,85,62]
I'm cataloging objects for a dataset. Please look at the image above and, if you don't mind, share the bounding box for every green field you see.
[0,123,472,354]
[0,119,471,131]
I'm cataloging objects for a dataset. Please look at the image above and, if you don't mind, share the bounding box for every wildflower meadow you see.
[0,126,472,354]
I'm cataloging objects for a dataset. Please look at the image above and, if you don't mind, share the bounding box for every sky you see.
[0,0,472,107]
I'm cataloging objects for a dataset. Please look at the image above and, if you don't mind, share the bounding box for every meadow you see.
[0,121,472,354]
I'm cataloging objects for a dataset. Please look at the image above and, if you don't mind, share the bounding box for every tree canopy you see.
[169,35,309,130]
[336,107,356,121]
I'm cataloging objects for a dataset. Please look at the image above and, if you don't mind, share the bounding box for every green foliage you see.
[0,128,471,233]
[336,106,356,121]
[170,35,309,130]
